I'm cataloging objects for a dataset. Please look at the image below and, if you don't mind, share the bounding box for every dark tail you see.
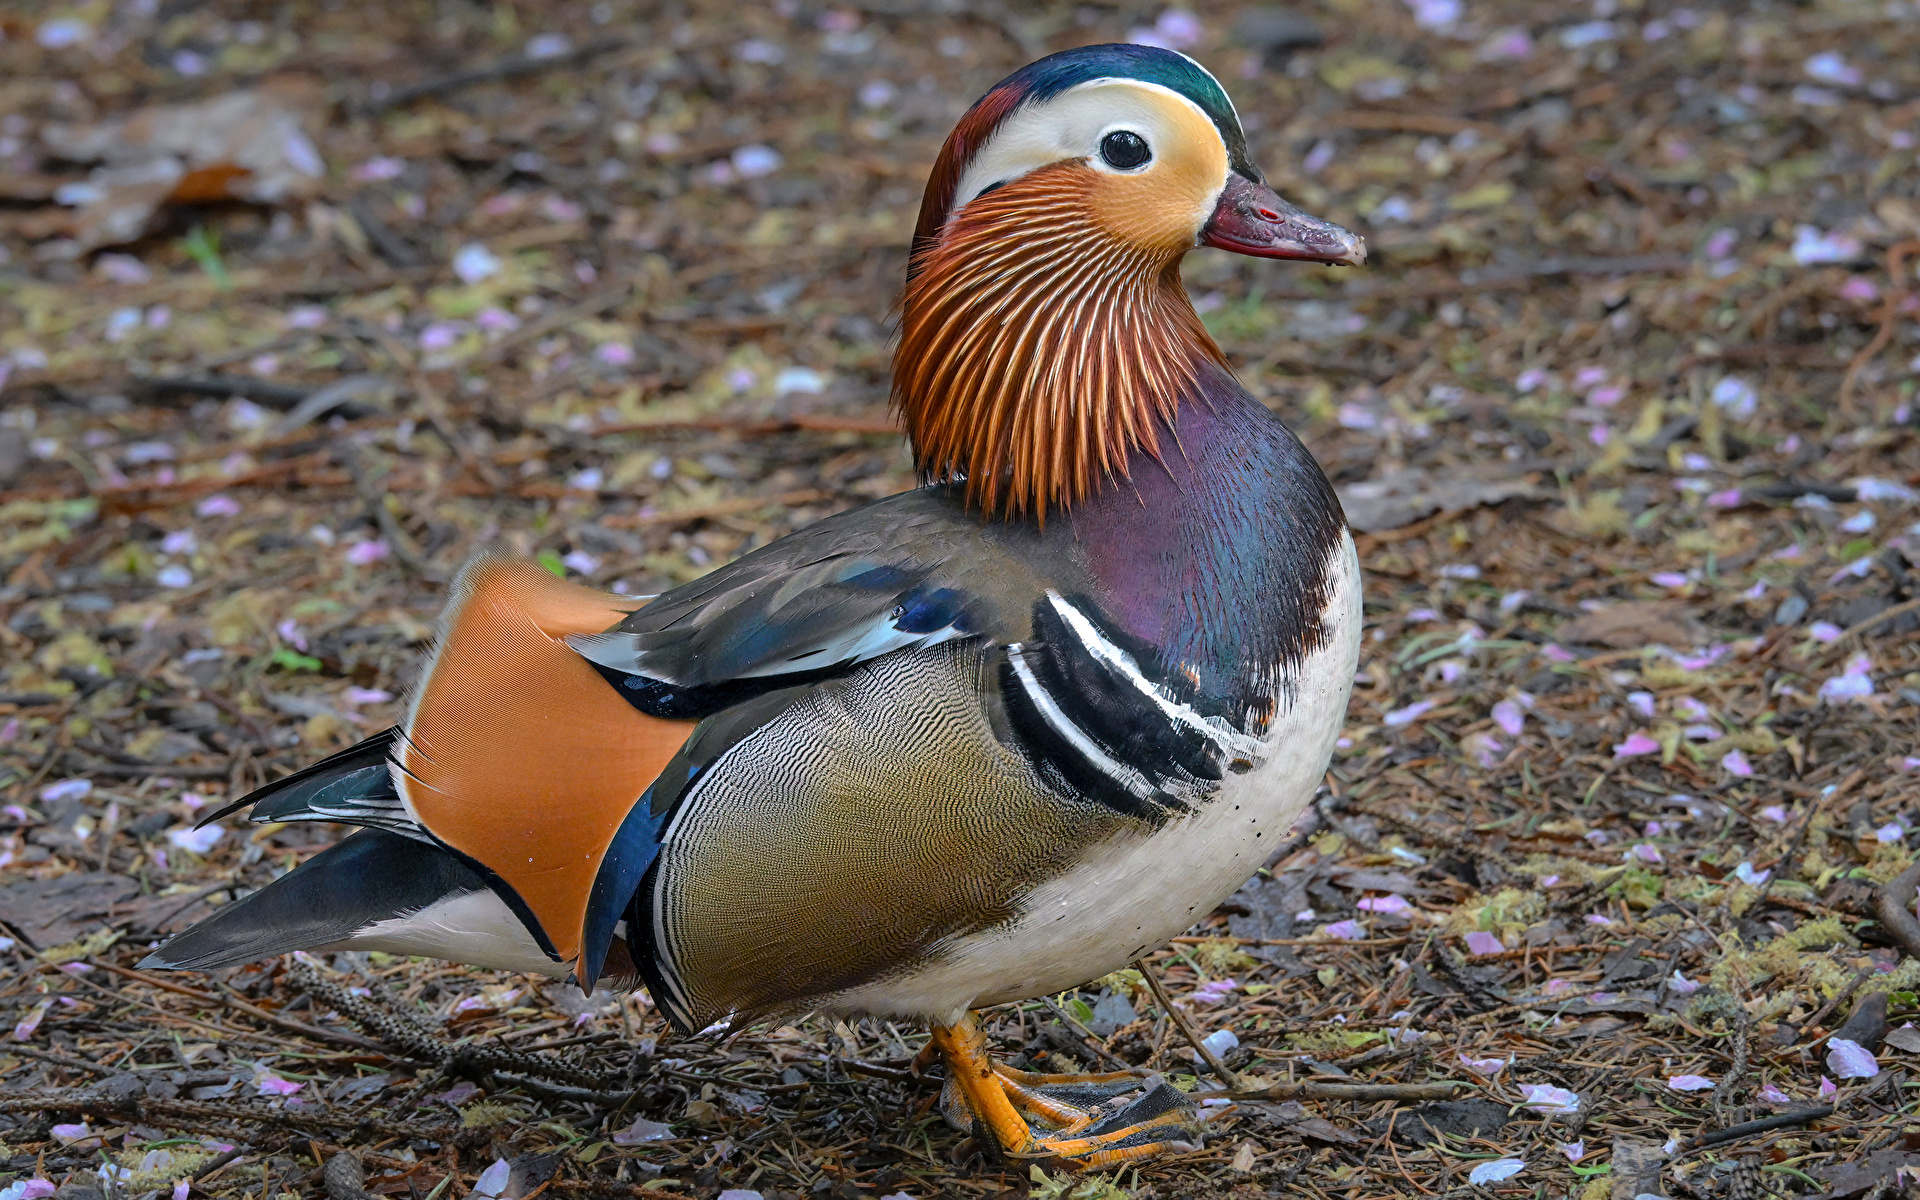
[138,828,492,971]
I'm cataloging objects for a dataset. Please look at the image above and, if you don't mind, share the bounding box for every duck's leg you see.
[929,1012,1205,1170]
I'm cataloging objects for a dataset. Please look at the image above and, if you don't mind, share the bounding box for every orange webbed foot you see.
[929,1013,1206,1170]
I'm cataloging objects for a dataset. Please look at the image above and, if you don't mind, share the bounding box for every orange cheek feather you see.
[397,556,693,971]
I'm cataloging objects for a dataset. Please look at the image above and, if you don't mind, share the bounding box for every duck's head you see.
[895,43,1365,520]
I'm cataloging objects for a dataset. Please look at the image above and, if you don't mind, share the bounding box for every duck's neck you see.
[893,162,1229,521]
[1065,367,1350,726]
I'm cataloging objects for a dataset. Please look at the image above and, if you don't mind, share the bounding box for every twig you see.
[483,281,634,364]
[0,1088,454,1143]
[1811,597,1920,667]
[1133,956,1245,1090]
[89,960,389,1052]
[339,317,496,486]
[368,38,630,112]
[131,374,320,412]
[338,442,437,580]
[192,1147,249,1183]
[1716,1011,1750,1123]
[588,415,900,438]
[1875,861,1920,961]
[486,1071,641,1109]
[598,489,839,529]
[60,755,231,780]
[1190,1081,1461,1103]
[140,880,238,934]
[1460,984,1626,1023]
[1036,996,1141,1072]
[3,1044,123,1077]
[288,963,620,1089]
[1839,239,1920,412]
[1457,254,1689,286]
[1680,1105,1834,1151]
[1755,771,1863,907]
[1801,967,1874,1038]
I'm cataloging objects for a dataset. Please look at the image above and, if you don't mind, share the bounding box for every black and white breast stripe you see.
[1000,592,1266,823]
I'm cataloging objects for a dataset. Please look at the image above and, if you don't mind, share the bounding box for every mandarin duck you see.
[143,43,1365,1168]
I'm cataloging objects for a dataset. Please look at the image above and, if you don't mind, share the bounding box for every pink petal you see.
[1357,894,1411,914]
[472,1160,511,1199]
[1826,1038,1880,1079]
[12,999,52,1040]
[1464,931,1504,956]
[1459,1053,1507,1076]
[1614,732,1661,757]
[1518,1084,1579,1114]
[1757,1083,1791,1103]
[1491,699,1525,738]
[1668,1074,1715,1091]
[1468,1159,1526,1186]
[611,1117,675,1144]
[344,539,390,566]
[1721,749,1754,777]
[1384,699,1436,727]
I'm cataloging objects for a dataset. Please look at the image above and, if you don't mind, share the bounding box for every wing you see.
[567,493,987,717]
[199,726,428,842]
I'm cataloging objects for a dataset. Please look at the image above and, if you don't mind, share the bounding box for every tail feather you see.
[200,726,400,827]
[138,828,524,971]
[148,554,693,990]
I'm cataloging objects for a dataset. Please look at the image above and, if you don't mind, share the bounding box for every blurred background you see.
[2,1,1919,1198]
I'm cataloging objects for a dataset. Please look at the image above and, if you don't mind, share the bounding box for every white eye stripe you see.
[946,79,1223,221]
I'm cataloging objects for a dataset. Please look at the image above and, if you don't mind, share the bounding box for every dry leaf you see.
[1559,601,1706,649]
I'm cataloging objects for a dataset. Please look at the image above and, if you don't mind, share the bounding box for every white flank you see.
[318,889,568,978]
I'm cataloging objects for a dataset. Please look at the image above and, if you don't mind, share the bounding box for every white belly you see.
[828,533,1362,1025]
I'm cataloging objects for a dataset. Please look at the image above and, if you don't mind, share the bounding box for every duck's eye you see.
[1099,130,1151,171]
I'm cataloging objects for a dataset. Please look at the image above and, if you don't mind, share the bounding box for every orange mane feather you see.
[893,162,1228,521]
